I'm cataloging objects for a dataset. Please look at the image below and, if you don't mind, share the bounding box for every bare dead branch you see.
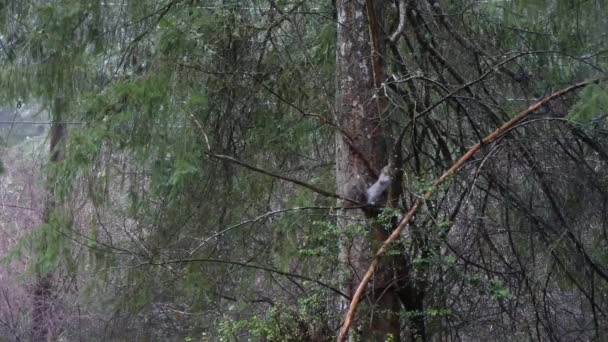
[146,258,350,299]
[190,114,361,204]
[389,0,407,43]
[206,152,360,204]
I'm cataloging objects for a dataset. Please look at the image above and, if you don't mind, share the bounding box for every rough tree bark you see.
[334,1,402,340]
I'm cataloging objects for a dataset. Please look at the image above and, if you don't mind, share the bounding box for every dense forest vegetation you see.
[1,0,608,341]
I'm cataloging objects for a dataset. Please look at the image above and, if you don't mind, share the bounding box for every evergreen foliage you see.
[0,0,607,340]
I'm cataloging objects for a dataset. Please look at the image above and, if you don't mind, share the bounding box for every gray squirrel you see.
[366,166,392,207]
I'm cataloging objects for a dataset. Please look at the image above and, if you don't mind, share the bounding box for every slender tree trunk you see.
[32,97,65,341]
[334,1,401,340]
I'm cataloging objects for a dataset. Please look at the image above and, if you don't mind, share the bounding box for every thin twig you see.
[189,205,352,255]
[147,258,350,299]
[189,115,361,204]
[0,203,39,212]
[206,152,359,204]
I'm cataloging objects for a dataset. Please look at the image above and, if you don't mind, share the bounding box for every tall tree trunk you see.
[334,1,401,340]
[32,97,65,341]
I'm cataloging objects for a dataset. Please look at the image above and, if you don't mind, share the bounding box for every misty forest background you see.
[1,0,608,341]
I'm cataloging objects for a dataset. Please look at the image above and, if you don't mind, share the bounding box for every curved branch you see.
[389,0,407,43]
[337,78,605,341]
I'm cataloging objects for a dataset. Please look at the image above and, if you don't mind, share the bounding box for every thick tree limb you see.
[337,78,604,341]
